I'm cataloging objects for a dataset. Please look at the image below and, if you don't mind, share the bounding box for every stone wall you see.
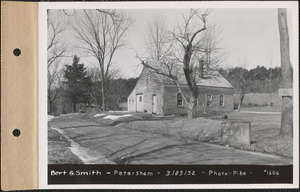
[233,93,281,107]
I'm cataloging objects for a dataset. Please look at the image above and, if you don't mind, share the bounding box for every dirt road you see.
[48,114,292,165]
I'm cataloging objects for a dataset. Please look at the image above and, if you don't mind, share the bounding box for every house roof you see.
[146,61,234,89]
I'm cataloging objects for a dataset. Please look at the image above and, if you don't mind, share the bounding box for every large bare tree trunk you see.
[187,94,197,119]
[73,101,77,113]
[278,8,293,136]
[101,80,106,111]
[238,93,245,112]
[48,96,52,114]
[49,100,53,115]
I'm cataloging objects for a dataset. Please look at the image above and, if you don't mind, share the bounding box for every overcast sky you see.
[59,8,294,78]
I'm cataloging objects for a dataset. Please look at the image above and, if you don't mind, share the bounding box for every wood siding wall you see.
[163,84,234,115]
[129,67,234,116]
[128,67,164,114]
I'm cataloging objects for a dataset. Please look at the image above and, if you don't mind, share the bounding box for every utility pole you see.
[278,8,293,136]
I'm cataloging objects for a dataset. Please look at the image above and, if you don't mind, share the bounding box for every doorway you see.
[152,94,158,114]
[136,94,144,112]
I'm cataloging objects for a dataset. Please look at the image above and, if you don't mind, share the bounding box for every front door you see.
[152,94,157,114]
[136,94,144,112]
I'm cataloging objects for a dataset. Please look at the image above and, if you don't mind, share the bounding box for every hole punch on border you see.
[13,48,21,56]
[12,129,21,137]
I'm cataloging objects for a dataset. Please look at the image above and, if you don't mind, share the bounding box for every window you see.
[219,95,225,107]
[177,93,183,106]
[206,94,212,107]
[139,96,142,102]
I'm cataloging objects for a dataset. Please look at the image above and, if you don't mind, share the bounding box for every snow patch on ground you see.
[48,113,80,121]
[61,113,79,116]
[104,114,133,120]
[93,113,105,117]
[109,110,129,113]
[48,115,56,122]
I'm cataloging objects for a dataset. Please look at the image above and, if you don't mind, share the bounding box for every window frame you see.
[206,94,213,107]
[177,93,183,106]
[219,94,225,107]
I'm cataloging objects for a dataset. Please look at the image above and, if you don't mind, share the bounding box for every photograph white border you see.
[39,1,299,189]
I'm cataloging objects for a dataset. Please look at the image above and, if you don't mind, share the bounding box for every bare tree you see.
[172,10,209,118]
[137,14,187,113]
[144,15,174,62]
[228,57,248,111]
[200,24,227,72]
[268,52,274,106]
[278,8,293,136]
[87,67,102,106]
[87,66,121,107]
[47,10,68,114]
[140,9,227,119]
[72,9,132,111]
[48,61,64,114]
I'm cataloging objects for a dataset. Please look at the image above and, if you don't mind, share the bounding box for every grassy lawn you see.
[118,117,222,142]
[48,107,292,163]
[48,126,83,164]
[227,111,292,158]
[119,109,293,158]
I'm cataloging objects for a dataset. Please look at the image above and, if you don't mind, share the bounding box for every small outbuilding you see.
[127,63,234,116]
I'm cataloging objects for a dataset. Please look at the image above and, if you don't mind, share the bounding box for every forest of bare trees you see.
[47,10,68,114]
